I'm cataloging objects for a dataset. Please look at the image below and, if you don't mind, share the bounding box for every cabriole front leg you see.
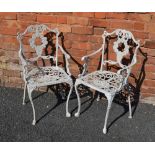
[74,81,81,117]
[66,82,73,117]
[27,86,36,125]
[103,94,114,134]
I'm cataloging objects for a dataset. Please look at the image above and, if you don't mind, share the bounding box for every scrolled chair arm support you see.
[79,46,103,77]
[58,44,71,76]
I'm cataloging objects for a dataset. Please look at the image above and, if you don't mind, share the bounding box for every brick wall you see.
[0,12,155,104]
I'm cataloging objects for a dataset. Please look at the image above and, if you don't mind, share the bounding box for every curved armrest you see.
[79,46,103,77]
[81,46,103,61]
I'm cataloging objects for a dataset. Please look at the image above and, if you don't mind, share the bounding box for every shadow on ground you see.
[0,86,155,142]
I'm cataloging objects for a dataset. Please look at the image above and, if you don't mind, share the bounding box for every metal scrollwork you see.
[74,29,140,134]
[29,33,48,57]
[17,24,73,125]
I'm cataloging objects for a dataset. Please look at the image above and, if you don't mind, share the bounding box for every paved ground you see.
[0,86,155,142]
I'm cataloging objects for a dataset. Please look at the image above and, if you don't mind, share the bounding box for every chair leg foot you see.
[32,120,36,125]
[66,112,71,117]
[128,95,132,119]
[22,102,26,105]
[103,127,107,134]
[128,115,132,119]
[102,94,114,134]
[96,94,100,101]
[66,84,73,118]
[97,98,100,102]
[74,112,80,117]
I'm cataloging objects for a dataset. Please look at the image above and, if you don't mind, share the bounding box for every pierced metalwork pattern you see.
[26,24,51,33]
[80,71,123,93]
[27,66,72,88]
[29,33,48,57]
[17,24,73,125]
[113,29,132,68]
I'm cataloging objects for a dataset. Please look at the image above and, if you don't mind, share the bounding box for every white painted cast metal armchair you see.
[17,24,73,125]
[74,29,140,134]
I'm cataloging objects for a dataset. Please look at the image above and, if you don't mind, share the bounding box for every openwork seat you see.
[17,24,73,125]
[78,71,123,93]
[27,66,72,88]
[74,29,140,134]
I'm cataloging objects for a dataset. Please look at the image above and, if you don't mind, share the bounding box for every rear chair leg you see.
[128,95,132,119]
[97,94,100,101]
[23,83,27,105]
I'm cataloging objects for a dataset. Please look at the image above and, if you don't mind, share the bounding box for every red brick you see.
[91,43,102,51]
[147,23,155,33]
[17,13,36,22]
[147,57,155,65]
[73,12,94,18]
[145,64,155,72]
[89,57,101,66]
[132,31,149,39]
[72,26,93,35]
[141,87,155,94]
[127,13,151,22]
[57,24,71,32]
[0,50,5,56]
[0,12,17,20]
[9,77,23,84]
[95,12,106,19]
[89,35,103,43]
[0,20,19,35]
[106,13,127,19]
[3,70,21,77]
[64,40,72,49]
[144,40,155,49]
[149,33,155,40]
[94,27,105,35]
[72,41,92,50]
[37,15,57,23]
[134,22,145,31]
[147,50,155,57]
[110,20,134,30]
[57,16,67,24]
[53,12,73,16]
[69,48,87,57]
[140,48,155,57]
[66,33,89,42]
[16,21,38,32]
[150,14,155,23]
[67,17,88,26]
[145,72,155,80]
[143,79,155,87]
[141,93,155,99]
[89,19,109,28]
[0,36,18,51]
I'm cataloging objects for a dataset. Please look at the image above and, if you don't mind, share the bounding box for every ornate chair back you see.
[100,29,140,86]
